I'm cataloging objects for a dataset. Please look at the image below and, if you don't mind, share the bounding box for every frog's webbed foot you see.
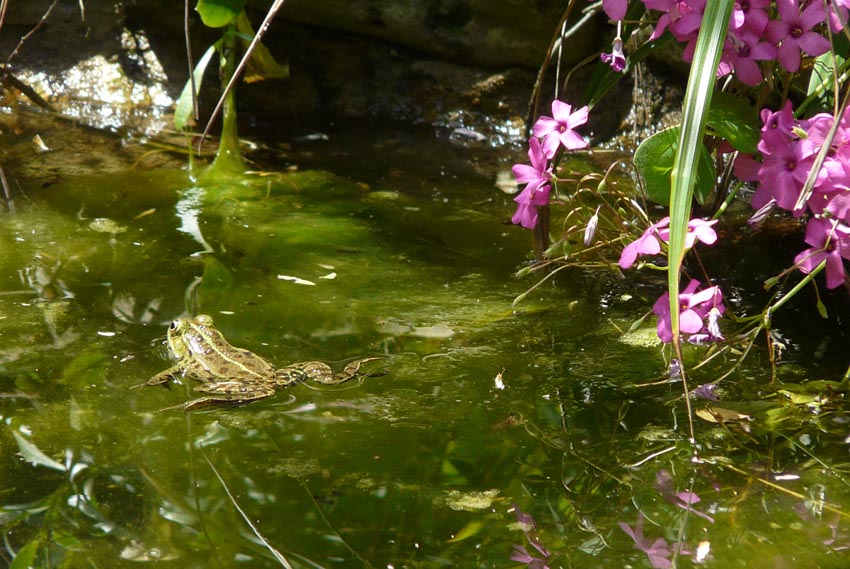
[131,366,182,390]
[174,382,277,411]
[334,357,385,382]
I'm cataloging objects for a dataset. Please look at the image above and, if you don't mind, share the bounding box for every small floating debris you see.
[277,275,316,286]
[88,218,127,234]
[444,488,500,511]
[319,272,337,280]
[133,208,156,221]
[452,127,487,142]
[494,368,506,390]
[494,170,518,194]
[32,134,50,153]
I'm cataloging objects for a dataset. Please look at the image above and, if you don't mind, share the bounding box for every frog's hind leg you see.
[179,382,276,411]
[334,357,385,382]
[276,361,334,386]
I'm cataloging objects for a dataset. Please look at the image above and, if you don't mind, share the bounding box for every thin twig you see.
[204,453,294,569]
[0,69,55,111]
[6,0,59,64]
[0,164,12,213]
[199,0,286,151]
[187,415,224,569]
[0,0,9,36]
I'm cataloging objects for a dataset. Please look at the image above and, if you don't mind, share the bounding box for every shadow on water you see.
[2,125,850,568]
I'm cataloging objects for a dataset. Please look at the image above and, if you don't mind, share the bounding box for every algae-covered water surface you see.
[2,126,850,568]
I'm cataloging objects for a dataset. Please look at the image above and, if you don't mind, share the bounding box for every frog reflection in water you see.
[141,314,381,411]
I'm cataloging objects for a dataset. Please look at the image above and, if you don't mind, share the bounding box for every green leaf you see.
[13,431,66,471]
[10,541,39,569]
[707,91,759,153]
[195,0,246,28]
[175,43,218,131]
[447,519,486,542]
[235,11,289,83]
[633,126,714,205]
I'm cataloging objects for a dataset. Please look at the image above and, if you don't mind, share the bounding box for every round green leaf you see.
[196,0,246,28]
[633,126,715,205]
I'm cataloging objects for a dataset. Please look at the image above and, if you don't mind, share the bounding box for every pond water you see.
[2,123,850,568]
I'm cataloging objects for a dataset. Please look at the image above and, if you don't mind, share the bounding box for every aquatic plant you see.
[511,0,850,382]
[175,0,288,175]
[506,2,850,563]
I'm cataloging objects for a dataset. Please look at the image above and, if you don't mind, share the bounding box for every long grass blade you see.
[668,0,733,444]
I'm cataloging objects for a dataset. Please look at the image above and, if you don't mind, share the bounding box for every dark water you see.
[2,125,850,568]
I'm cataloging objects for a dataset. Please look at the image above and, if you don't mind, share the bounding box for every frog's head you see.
[166,314,219,360]
[165,317,193,360]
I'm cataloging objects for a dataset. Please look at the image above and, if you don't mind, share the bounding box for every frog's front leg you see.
[132,365,184,389]
[180,381,277,411]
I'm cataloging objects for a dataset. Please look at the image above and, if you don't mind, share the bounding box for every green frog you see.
[140,314,381,411]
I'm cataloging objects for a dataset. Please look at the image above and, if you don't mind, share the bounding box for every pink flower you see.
[730,0,771,35]
[532,100,589,158]
[759,100,798,144]
[645,0,705,43]
[794,217,850,289]
[718,29,777,86]
[756,137,816,213]
[825,0,850,32]
[601,37,626,72]
[653,279,725,344]
[619,514,675,569]
[603,0,628,20]
[618,217,718,269]
[827,192,850,222]
[511,137,553,229]
[765,0,830,73]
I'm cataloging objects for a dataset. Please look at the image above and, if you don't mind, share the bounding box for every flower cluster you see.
[653,279,725,344]
[511,100,589,228]
[745,100,850,288]
[618,217,724,343]
[601,0,838,83]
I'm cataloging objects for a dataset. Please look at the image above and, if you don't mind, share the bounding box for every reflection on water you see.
[1,127,850,568]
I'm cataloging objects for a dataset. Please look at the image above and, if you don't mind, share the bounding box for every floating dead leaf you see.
[696,406,751,423]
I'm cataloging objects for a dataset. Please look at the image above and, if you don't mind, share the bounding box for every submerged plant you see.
[510,0,850,388]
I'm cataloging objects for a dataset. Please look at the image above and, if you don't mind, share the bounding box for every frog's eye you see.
[169,320,180,331]
[195,314,214,326]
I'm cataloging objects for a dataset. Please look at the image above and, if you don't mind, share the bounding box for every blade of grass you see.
[668,0,733,445]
